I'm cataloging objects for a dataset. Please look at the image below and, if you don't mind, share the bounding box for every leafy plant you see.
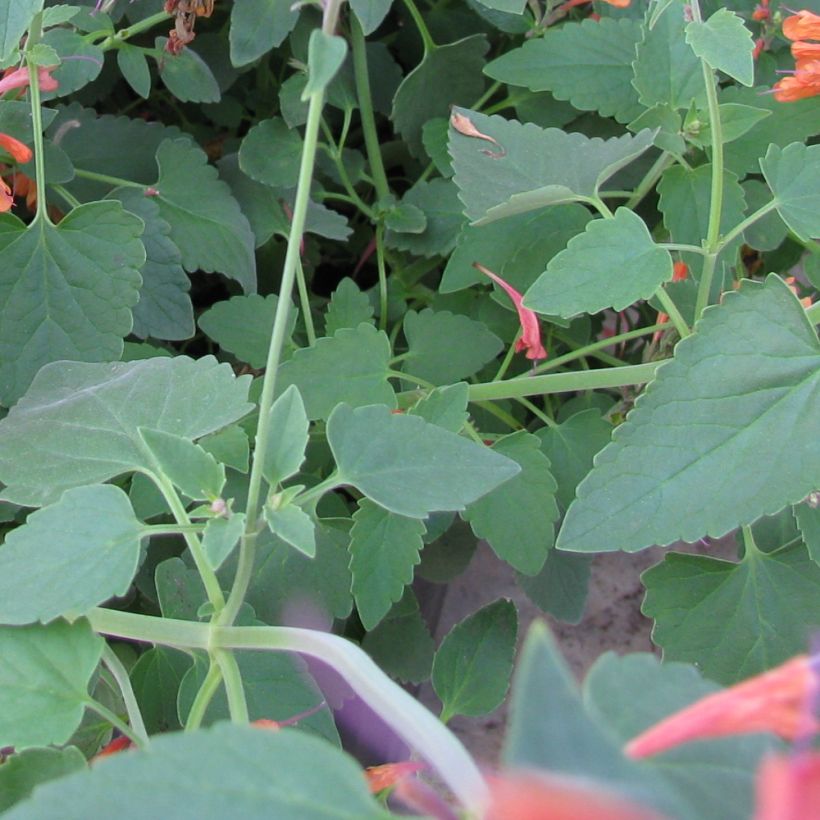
[0,0,818,816]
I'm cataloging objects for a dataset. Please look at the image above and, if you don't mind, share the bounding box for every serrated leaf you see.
[384,201,426,234]
[685,9,754,87]
[441,204,590,293]
[4,724,385,819]
[328,403,520,518]
[0,201,144,406]
[239,118,302,189]
[383,178,467,257]
[229,0,299,66]
[760,142,820,244]
[117,47,151,98]
[432,599,517,722]
[0,747,86,814]
[349,0,392,35]
[1,1,41,62]
[156,40,220,103]
[152,138,256,293]
[633,0,707,111]
[109,188,193,341]
[41,5,81,28]
[557,277,820,553]
[277,324,395,421]
[517,548,592,624]
[41,29,102,99]
[349,498,426,630]
[324,278,374,336]
[140,427,225,500]
[525,209,672,318]
[0,620,103,749]
[26,42,60,67]
[202,513,246,570]
[0,356,252,507]
[0,484,143,625]
[264,503,316,557]
[408,382,469,433]
[303,30,347,98]
[642,543,820,684]
[484,18,643,123]
[198,293,294,370]
[262,385,309,486]
[462,432,558,575]
[449,107,656,224]
[391,35,489,157]
[402,309,502,385]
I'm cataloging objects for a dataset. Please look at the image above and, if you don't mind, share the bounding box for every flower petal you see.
[0,133,32,164]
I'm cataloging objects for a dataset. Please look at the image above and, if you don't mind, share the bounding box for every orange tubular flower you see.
[473,262,547,361]
[625,655,820,759]
[0,133,33,165]
[0,65,58,97]
[792,41,820,61]
[782,9,820,41]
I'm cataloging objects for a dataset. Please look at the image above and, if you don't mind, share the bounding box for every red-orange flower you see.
[625,655,820,759]
[792,41,820,61]
[752,0,770,22]
[782,9,820,41]
[473,262,547,361]
[0,133,32,165]
[365,761,425,793]
[773,62,820,102]
[754,753,820,820]
[0,65,59,97]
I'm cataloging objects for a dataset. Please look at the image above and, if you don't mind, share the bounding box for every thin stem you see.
[654,285,691,338]
[471,80,502,112]
[402,0,436,53]
[659,242,707,256]
[295,257,317,346]
[716,200,779,253]
[350,16,390,202]
[588,197,614,218]
[214,649,249,724]
[467,361,663,402]
[492,340,518,382]
[294,471,343,507]
[51,184,82,210]
[73,168,145,189]
[376,225,389,332]
[475,400,524,431]
[387,369,435,389]
[625,152,674,210]
[151,472,225,611]
[515,396,556,427]
[319,126,376,218]
[98,10,170,50]
[143,523,205,536]
[552,330,624,368]
[101,644,149,745]
[695,252,719,319]
[85,698,145,749]
[185,659,222,731]
[24,12,48,224]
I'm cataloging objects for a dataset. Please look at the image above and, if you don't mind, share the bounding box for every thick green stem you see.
[185,659,222,731]
[214,649,248,724]
[654,285,691,338]
[24,13,48,224]
[293,471,342,508]
[101,643,149,745]
[350,16,390,202]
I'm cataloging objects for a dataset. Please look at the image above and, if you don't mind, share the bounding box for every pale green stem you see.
[99,10,169,50]
[741,524,762,558]
[492,339,518,382]
[625,151,675,210]
[660,243,707,256]
[716,200,779,253]
[654,285,691,338]
[85,698,145,749]
[402,0,436,53]
[214,648,249,724]
[185,659,222,730]
[387,369,435,389]
[51,184,81,210]
[73,168,144,189]
[588,197,614,218]
[101,643,149,745]
[475,400,524,431]
[293,471,343,508]
[295,257,316,346]
[376,225,389,331]
[24,13,48,224]
[515,396,556,427]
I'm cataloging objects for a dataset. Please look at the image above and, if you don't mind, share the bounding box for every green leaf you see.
[202,513,246,570]
[441,204,590,293]
[633,0,707,111]
[0,747,86,814]
[383,201,426,234]
[402,309,502,385]
[0,485,143,625]
[517,548,592,624]
[685,9,754,87]
[0,202,144,406]
[239,118,303,189]
[262,385,309,486]
[525,209,673,318]
[417,517,477,582]
[156,40,220,103]
[264,502,316,558]
[484,18,643,123]
[152,138,256,293]
[391,35,489,157]
[421,118,452,178]
[328,403,521,518]
[139,427,225,500]
[698,103,771,147]
[41,5,81,28]
[26,42,60,67]
[628,103,686,156]
[383,178,467,258]
[349,498,426,630]
[199,425,250,473]
[642,542,820,684]
[109,188,194,342]
[130,647,191,734]
[408,382,469,433]
[0,356,252,507]
[1,0,41,62]
[0,620,103,749]
[474,0,525,11]
[303,30,347,99]
[449,107,656,224]
[432,599,517,722]
[229,0,299,66]
[557,276,820,553]
[760,142,820,244]
[155,557,207,620]
[361,591,434,683]
[277,324,395,421]
[795,501,820,564]
[199,293,294,370]
[117,47,151,98]
[741,180,788,253]
[348,0,392,35]
[5,724,387,819]
[324,278,374,336]
[462,432,558,575]
[40,29,102,99]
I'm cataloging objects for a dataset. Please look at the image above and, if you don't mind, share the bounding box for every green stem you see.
[552,330,625,368]
[143,523,205,536]
[468,361,663,403]
[659,243,707,256]
[588,197,614,218]
[295,257,317,346]
[51,184,81,210]
[515,396,556,427]
[402,0,436,53]
[625,152,674,210]
[492,340,518,382]
[294,471,343,508]
[475,400,524,431]
[387,369,435,389]
[472,80,502,112]
[85,698,145,749]
[376,224,389,332]
[654,286,691,338]
[24,12,48,224]
[716,200,779,253]
[741,524,762,558]
[151,472,225,611]
[185,659,222,731]
[88,607,210,649]
[214,649,249,724]
[101,643,149,745]
[98,10,170,50]
[350,16,390,202]
[320,127,375,218]
[73,168,145,189]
